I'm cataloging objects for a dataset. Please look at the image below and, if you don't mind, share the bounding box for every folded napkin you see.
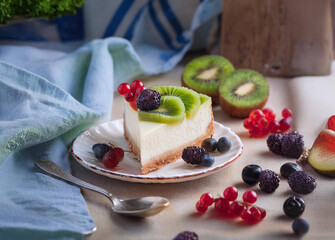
[0,0,222,239]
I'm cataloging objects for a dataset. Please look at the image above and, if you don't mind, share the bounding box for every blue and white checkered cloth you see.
[0,0,221,239]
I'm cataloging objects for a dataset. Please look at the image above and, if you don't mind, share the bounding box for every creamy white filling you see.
[124,100,212,166]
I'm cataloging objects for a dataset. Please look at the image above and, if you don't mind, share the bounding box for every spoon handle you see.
[35,159,113,201]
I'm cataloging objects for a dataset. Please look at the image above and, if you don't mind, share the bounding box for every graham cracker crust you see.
[123,112,214,175]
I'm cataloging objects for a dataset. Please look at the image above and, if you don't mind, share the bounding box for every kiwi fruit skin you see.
[151,85,200,119]
[182,55,234,105]
[219,69,269,118]
[138,96,186,124]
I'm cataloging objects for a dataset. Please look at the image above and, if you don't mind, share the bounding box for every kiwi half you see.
[182,55,234,104]
[219,69,269,118]
[151,85,200,119]
[138,96,186,124]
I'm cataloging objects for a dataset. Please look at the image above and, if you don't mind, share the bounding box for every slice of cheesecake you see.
[123,86,214,174]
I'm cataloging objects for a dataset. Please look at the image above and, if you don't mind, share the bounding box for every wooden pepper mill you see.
[220,0,334,77]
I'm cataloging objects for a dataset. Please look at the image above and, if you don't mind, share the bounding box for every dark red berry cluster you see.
[243,107,292,138]
[196,187,266,223]
[118,80,146,110]
[92,143,125,169]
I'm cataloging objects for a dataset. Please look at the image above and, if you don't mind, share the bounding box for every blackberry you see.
[267,133,283,155]
[258,169,280,193]
[281,132,304,158]
[92,143,111,160]
[136,89,161,111]
[288,171,316,194]
[173,231,198,240]
[182,146,206,165]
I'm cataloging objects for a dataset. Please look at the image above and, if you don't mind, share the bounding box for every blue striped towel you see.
[0,0,222,239]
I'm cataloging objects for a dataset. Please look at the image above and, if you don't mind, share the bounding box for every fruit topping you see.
[258,169,280,193]
[327,115,335,131]
[151,85,201,119]
[118,80,146,110]
[308,129,335,177]
[280,162,301,178]
[130,79,144,93]
[292,218,309,235]
[92,143,111,160]
[136,89,161,111]
[288,171,316,194]
[219,69,269,118]
[173,231,199,240]
[201,138,218,152]
[267,131,304,159]
[117,83,131,95]
[182,55,234,104]
[217,137,232,152]
[283,196,305,218]
[241,164,262,185]
[102,147,124,169]
[182,146,206,165]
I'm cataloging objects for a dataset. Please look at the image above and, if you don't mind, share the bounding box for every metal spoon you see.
[35,159,169,217]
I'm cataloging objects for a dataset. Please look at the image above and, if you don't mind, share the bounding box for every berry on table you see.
[217,137,231,152]
[268,120,280,133]
[282,108,292,119]
[243,118,253,129]
[102,147,124,168]
[117,83,131,95]
[173,231,198,240]
[195,201,208,213]
[262,107,273,115]
[288,171,316,194]
[229,201,245,215]
[258,169,280,193]
[327,115,335,131]
[259,208,266,219]
[292,218,309,235]
[242,164,262,185]
[280,162,301,178]
[249,109,264,123]
[201,138,218,152]
[278,118,292,132]
[240,209,252,221]
[223,186,238,201]
[258,118,269,128]
[264,110,276,122]
[200,193,214,207]
[249,207,261,221]
[242,190,258,204]
[214,197,229,213]
[283,196,305,218]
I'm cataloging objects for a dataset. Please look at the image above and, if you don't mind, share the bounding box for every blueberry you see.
[242,164,262,185]
[201,138,217,152]
[217,137,231,153]
[201,154,215,167]
[283,196,305,218]
[92,143,111,160]
[280,162,301,178]
[292,218,309,235]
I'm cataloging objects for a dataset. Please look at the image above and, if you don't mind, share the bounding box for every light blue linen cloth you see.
[0,0,222,239]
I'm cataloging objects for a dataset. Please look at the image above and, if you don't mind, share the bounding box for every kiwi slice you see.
[151,85,200,119]
[182,55,234,104]
[219,69,269,118]
[199,93,211,105]
[138,96,186,124]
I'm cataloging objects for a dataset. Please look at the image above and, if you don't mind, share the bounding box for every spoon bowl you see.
[35,160,169,218]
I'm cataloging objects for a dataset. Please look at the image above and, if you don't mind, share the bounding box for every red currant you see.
[223,186,238,201]
[117,83,131,95]
[196,201,208,213]
[249,110,264,123]
[327,115,335,131]
[214,197,229,213]
[130,80,144,93]
[258,118,269,129]
[243,118,253,129]
[241,209,252,221]
[250,207,262,221]
[135,86,146,96]
[282,108,292,119]
[125,91,135,102]
[102,147,124,168]
[279,118,292,132]
[249,126,268,138]
[200,193,214,207]
[229,201,245,215]
[129,98,137,110]
[262,107,273,115]
[264,111,276,122]
[268,120,280,133]
[242,190,258,204]
[259,208,266,219]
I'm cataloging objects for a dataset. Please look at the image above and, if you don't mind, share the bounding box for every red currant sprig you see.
[195,187,266,223]
[243,107,293,138]
[117,80,146,110]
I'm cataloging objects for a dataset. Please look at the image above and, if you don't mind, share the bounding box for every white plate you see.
[71,119,243,183]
